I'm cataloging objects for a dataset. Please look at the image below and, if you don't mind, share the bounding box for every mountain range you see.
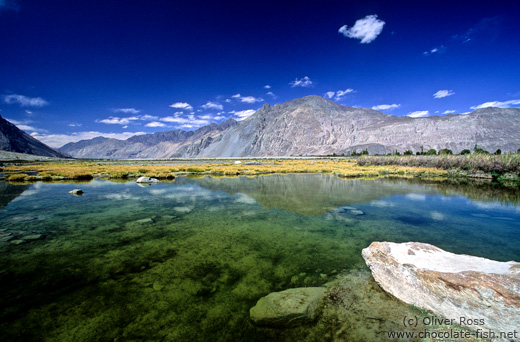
[60,95,520,158]
[0,115,69,158]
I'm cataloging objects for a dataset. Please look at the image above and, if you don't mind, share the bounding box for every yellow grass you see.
[2,159,447,183]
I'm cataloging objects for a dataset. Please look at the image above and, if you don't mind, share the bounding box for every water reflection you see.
[0,175,518,342]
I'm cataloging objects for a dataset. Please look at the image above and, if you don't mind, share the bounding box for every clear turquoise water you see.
[0,175,519,341]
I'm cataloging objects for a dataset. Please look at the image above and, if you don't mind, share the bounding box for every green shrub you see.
[426,149,437,155]
[460,149,471,155]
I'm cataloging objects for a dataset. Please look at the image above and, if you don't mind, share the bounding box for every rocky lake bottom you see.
[0,174,519,341]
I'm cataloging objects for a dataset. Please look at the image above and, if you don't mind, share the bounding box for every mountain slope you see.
[0,116,69,158]
[59,96,520,158]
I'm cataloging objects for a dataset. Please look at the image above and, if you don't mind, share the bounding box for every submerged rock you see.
[136,176,159,183]
[69,189,84,196]
[348,209,364,216]
[250,287,326,327]
[362,241,520,338]
[135,218,155,225]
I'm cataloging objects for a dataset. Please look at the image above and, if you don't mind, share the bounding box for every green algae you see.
[0,175,519,341]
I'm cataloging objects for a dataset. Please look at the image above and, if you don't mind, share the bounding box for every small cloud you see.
[97,116,140,125]
[232,94,264,104]
[423,45,446,56]
[160,112,211,128]
[407,110,430,118]
[372,104,400,111]
[68,123,82,127]
[442,110,456,114]
[114,108,140,114]
[325,91,335,99]
[470,99,520,110]
[145,121,166,128]
[169,102,193,111]
[290,76,313,88]
[334,89,355,100]
[25,110,32,114]
[266,91,277,99]
[433,90,455,99]
[264,85,271,89]
[230,109,256,121]
[5,118,39,132]
[201,101,223,111]
[139,114,159,121]
[338,14,385,44]
[3,94,49,107]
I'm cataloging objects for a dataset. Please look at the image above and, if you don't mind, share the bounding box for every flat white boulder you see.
[250,287,326,327]
[136,176,158,183]
[362,242,520,338]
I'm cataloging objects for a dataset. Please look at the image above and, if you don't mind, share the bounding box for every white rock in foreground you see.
[250,287,326,327]
[136,176,158,183]
[362,242,520,338]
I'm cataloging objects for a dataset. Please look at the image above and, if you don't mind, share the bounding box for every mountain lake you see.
[1,174,519,341]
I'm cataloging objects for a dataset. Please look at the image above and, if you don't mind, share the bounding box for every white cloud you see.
[266,91,277,99]
[113,108,140,114]
[338,14,385,44]
[230,109,256,121]
[433,90,455,98]
[139,114,159,121]
[372,104,400,111]
[423,45,446,56]
[145,121,166,127]
[169,102,193,111]
[407,110,430,118]
[264,85,271,89]
[232,94,264,104]
[325,89,354,101]
[325,91,335,99]
[290,76,313,88]
[3,94,49,107]
[443,110,456,114]
[470,99,520,110]
[5,118,40,132]
[97,116,140,125]
[334,89,354,100]
[30,131,147,148]
[160,113,211,127]
[201,101,223,111]
[68,123,82,127]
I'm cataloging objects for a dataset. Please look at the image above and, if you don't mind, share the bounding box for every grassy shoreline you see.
[1,158,446,183]
[2,155,519,187]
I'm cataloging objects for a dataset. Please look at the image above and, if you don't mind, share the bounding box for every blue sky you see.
[1,0,520,148]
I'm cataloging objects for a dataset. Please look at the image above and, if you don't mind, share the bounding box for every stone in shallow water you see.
[136,176,159,183]
[69,189,84,196]
[348,209,364,216]
[362,241,520,338]
[22,234,44,241]
[249,287,326,327]
[135,218,155,225]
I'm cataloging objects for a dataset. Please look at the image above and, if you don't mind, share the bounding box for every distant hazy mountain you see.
[0,115,69,158]
[59,96,520,158]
